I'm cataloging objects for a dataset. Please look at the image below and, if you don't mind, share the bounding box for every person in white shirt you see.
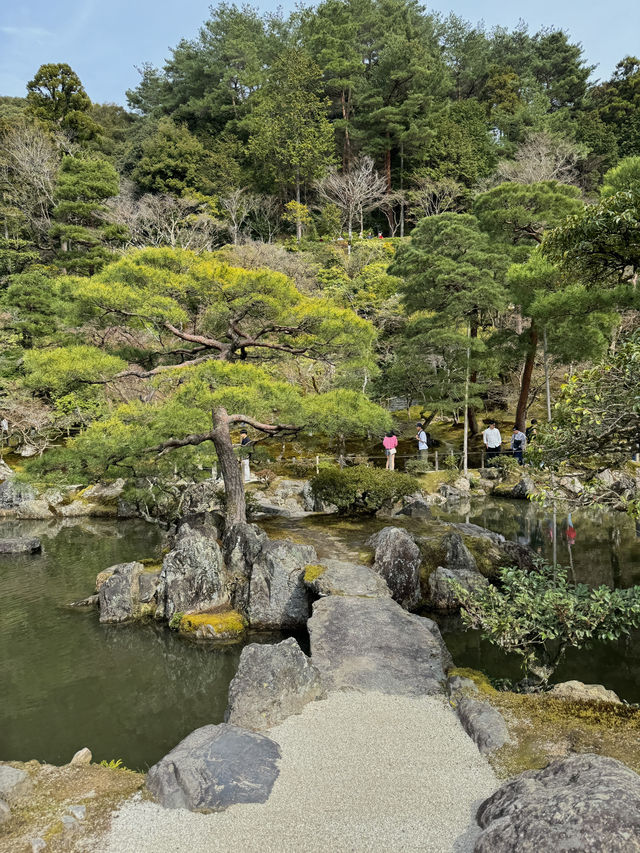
[415,423,428,458]
[483,420,502,460]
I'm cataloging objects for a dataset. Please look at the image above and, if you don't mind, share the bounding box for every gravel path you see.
[103,691,497,853]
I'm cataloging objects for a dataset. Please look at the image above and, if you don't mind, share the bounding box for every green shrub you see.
[404,458,432,475]
[311,464,418,514]
[451,561,640,687]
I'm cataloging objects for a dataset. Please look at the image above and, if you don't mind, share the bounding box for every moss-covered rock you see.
[178,609,247,642]
[470,679,640,780]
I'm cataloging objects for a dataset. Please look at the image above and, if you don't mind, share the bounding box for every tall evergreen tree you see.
[246,49,335,239]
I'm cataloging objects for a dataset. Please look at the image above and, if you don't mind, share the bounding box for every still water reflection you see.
[0,519,244,770]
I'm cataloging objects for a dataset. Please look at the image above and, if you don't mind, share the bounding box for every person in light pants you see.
[240,429,252,483]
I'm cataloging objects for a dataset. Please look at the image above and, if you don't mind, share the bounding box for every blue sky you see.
[1,0,638,106]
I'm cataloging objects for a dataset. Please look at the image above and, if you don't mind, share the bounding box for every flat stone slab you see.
[0,537,41,554]
[305,559,391,598]
[147,723,281,812]
[475,752,640,852]
[309,595,446,696]
[226,637,324,731]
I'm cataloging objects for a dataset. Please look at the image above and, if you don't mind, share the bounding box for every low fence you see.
[300,447,534,474]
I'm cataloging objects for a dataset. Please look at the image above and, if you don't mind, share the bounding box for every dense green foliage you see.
[0,2,640,507]
[452,562,640,685]
[310,465,418,514]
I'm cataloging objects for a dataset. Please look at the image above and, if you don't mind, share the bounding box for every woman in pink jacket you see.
[382,431,398,470]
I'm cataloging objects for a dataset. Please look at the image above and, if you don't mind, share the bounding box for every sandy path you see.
[103,691,497,853]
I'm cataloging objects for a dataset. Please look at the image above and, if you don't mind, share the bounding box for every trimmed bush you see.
[311,465,418,515]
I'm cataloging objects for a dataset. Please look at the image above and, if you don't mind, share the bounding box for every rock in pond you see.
[70,748,92,766]
[456,697,510,755]
[474,752,640,853]
[248,539,316,630]
[0,537,41,554]
[309,595,447,696]
[226,637,324,731]
[367,526,421,610]
[303,559,391,598]
[547,680,621,704]
[155,524,227,621]
[147,723,281,812]
[99,561,147,623]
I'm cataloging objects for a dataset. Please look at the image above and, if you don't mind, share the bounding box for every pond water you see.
[4,499,640,771]
[0,519,247,771]
[264,500,640,702]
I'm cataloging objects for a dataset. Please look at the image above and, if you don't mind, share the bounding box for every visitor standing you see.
[511,426,527,465]
[483,420,502,460]
[239,429,252,483]
[416,423,428,459]
[526,419,538,443]
[382,431,398,470]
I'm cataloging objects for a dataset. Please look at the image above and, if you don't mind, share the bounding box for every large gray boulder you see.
[147,723,281,812]
[428,565,488,612]
[0,537,41,554]
[155,524,227,620]
[98,562,160,622]
[222,522,268,613]
[304,559,391,599]
[475,753,640,852]
[309,595,447,696]
[456,697,510,754]
[444,533,477,572]
[254,478,316,517]
[422,616,455,671]
[99,562,145,623]
[226,638,324,731]
[247,539,316,630]
[0,479,36,510]
[368,526,421,610]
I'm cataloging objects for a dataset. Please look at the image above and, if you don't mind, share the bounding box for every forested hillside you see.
[1,0,639,507]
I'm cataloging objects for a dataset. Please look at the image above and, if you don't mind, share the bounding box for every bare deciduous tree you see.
[316,156,386,240]
[0,120,60,239]
[493,132,586,186]
[249,194,281,243]
[107,185,224,252]
[219,187,258,244]
[407,175,465,220]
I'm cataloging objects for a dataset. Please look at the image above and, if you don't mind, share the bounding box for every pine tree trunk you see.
[385,144,392,192]
[295,177,302,243]
[211,407,246,526]
[469,314,479,436]
[515,323,539,431]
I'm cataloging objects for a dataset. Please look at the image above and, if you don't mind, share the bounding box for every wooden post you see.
[435,451,439,471]
[316,455,320,474]
[481,450,485,470]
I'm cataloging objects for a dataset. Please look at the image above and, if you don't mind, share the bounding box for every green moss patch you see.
[304,563,327,583]
[485,689,640,779]
[179,609,247,641]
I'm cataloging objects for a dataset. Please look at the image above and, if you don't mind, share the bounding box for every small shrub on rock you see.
[311,465,418,515]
